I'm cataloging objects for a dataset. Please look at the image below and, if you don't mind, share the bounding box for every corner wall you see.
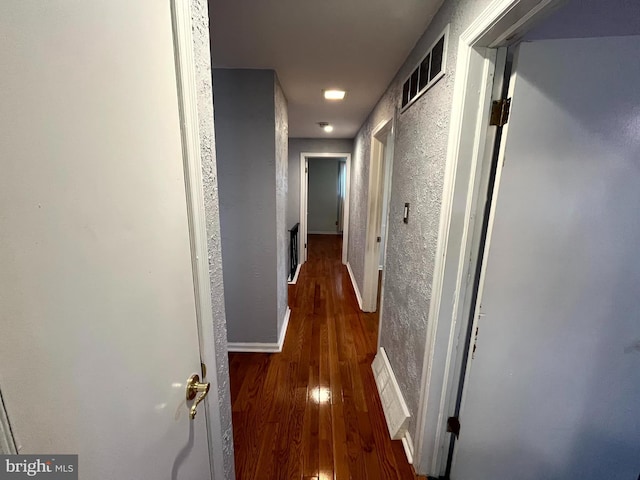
[192,1,234,477]
[213,68,284,345]
[274,76,289,337]
[348,0,493,450]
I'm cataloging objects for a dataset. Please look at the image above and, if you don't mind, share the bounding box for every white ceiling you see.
[210,0,444,138]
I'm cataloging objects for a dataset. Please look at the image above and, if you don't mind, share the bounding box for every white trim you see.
[170,2,225,479]
[376,111,397,349]
[412,0,562,476]
[227,342,282,353]
[288,264,301,285]
[308,231,340,235]
[343,153,352,266]
[300,152,352,266]
[346,262,363,310]
[402,431,414,465]
[279,305,292,351]
[400,24,450,113]
[227,307,291,353]
[300,155,308,262]
[362,118,394,312]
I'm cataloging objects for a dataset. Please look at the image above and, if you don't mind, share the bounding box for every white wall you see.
[307,157,342,234]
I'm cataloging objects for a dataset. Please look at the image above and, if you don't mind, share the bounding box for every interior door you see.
[451,37,640,479]
[0,1,213,478]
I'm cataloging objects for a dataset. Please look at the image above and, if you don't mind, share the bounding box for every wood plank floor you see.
[229,234,426,479]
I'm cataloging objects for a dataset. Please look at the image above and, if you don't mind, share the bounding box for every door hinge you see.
[447,416,461,438]
[490,98,511,127]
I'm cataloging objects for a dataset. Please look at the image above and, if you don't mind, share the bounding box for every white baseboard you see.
[307,231,340,235]
[227,342,280,353]
[227,307,291,353]
[278,306,291,349]
[346,262,363,310]
[401,431,414,465]
[288,264,301,285]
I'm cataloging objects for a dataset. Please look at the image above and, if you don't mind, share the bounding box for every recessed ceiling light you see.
[318,122,334,133]
[324,89,346,100]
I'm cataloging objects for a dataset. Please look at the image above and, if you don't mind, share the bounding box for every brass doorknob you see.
[186,374,210,419]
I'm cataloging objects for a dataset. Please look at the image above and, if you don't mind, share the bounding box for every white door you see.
[0,1,213,478]
[452,37,640,479]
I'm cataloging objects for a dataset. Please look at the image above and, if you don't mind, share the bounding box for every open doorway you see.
[299,152,352,266]
[304,156,346,262]
[361,118,394,313]
[306,157,345,235]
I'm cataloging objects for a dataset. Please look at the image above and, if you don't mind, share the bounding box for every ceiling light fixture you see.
[323,89,346,100]
[318,122,334,133]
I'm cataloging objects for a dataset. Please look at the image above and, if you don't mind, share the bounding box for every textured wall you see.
[212,69,279,344]
[191,1,235,478]
[287,138,354,230]
[274,75,289,335]
[349,0,494,444]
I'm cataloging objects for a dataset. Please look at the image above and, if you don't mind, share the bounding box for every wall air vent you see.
[372,347,411,440]
[401,25,449,112]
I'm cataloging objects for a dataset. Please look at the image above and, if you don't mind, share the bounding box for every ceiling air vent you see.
[401,25,449,112]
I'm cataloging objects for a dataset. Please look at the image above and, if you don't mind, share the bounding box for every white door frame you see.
[362,118,394,313]
[300,152,352,265]
[171,1,225,478]
[412,0,563,475]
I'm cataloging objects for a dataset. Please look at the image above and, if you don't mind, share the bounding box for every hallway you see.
[229,235,422,479]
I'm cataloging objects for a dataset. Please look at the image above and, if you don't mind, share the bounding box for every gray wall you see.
[193,1,234,477]
[274,77,289,337]
[347,0,495,446]
[213,68,286,344]
[307,157,341,233]
[287,138,353,231]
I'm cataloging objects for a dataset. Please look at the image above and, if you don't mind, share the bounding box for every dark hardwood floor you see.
[229,234,425,479]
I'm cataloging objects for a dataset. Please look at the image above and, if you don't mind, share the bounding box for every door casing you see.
[362,117,395,313]
[299,152,352,266]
